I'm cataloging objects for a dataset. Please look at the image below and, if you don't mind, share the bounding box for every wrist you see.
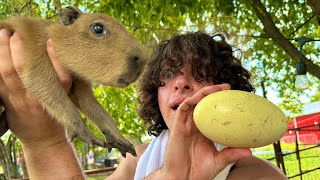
[17,120,67,148]
[21,134,68,153]
[22,138,84,179]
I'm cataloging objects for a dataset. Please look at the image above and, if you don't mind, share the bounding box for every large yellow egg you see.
[193,90,288,148]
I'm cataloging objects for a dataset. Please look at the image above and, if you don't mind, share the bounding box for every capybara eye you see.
[91,23,108,36]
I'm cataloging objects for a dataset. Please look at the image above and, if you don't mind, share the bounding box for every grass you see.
[87,172,111,180]
[252,142,320,180]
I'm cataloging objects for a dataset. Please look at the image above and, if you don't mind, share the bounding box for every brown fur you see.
[0,6,147,156]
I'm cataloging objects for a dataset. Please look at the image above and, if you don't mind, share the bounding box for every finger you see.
[174,84,232,134]
[10,32,25,77]
[215,147,252,173]
[179,100,193,112]
[47,39,72,91]
[179,84,229,111]
[0,29,14,78]
[0,30,24,93]
[218,83,231,90]
[8,32,26,92]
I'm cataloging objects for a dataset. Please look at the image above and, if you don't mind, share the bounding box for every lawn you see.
[252,142,320,180]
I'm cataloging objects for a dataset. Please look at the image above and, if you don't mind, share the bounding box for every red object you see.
[281,112,320,144]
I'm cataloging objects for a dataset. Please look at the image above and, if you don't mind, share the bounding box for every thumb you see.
[214,147,252,173]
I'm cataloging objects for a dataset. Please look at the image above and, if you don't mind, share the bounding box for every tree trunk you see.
[250,0,320,79]
[0,137,20,179]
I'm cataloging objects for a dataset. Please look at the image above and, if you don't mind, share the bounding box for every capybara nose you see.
[129,55,143,70]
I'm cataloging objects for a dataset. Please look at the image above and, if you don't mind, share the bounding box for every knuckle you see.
[0,67,16,78]
[10,93,40,110]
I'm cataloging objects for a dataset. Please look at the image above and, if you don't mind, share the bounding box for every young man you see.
[0,29,288,179]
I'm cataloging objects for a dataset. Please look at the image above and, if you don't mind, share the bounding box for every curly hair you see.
[138,31,255,137]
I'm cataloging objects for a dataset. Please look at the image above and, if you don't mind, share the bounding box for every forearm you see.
[22,139,84,180]
[143,169,175,180]
[143,167,188,180]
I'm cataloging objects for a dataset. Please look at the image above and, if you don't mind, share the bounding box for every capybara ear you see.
[59,6,83,25]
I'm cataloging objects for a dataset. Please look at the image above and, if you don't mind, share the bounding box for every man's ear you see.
[58,6,84,25]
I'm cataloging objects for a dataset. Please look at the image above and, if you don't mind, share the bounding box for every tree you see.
[210,0,320,115]
[0,134,23,179]
[75,0,320,115]
[1,0,319,177]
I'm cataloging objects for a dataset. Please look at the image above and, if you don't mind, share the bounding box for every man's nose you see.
[175,75,192,92]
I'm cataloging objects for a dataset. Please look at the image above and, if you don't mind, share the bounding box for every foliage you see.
[3,0,317,116]
[85,0,320,117]
[0,133,23,179]
[93,84,145,139]
[0,0,40,20]
[1,0,320,177]
[210,0,320,117]
[72,84,146,153]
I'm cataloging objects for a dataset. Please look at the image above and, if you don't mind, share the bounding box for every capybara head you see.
[48,6,146,87]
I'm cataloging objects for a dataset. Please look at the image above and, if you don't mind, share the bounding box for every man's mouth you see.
[171,96,187,110]
[170,95,192,111]
[172,104,180,110]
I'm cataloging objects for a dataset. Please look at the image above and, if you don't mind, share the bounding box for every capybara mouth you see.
[117,79,130,87]
[117,66,143,87]
[117,73,139,87]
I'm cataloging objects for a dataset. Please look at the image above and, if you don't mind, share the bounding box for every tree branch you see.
[307,0,320,24]
[289,15,315,37]
[250,0,320,79]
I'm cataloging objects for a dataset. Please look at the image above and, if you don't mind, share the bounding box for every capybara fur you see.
[0,6,147,156]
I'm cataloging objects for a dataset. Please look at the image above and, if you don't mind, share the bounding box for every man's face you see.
[157,63,213,130]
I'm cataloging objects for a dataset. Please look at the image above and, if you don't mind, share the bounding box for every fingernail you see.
[0,29,8,37]
[47,39,52,47]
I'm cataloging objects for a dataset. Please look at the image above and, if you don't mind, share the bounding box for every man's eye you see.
[164,71,174,79]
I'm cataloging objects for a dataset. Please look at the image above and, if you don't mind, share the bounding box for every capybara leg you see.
[69,79,136,157]
[67,120,106,148]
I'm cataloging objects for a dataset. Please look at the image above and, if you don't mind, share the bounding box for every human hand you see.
[0,29,72,147]
[156,84,252,179]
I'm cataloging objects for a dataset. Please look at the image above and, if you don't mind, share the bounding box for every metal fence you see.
[271,124,320,180]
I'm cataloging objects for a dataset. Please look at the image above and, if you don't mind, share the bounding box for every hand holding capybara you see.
[0,6,147,156]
